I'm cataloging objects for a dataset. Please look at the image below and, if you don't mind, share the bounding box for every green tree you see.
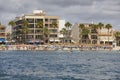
[60,28,67,44]
[43,27,50,44]
[115,31,120,37]
[8,21,16,43]
[21,19,29,43]
[36,21,43,28]
[105,24,112,45]
[65,22,72,43]
[98,22,104,33]
[81,28,90,44]
[79,24,90,44]
[91,24,98,30]
[79,24,85,29]
[114,31,120,46]
[79,24,85,44]
[36,21,44,42]
[8,21,16,28]
[51,21,58,45]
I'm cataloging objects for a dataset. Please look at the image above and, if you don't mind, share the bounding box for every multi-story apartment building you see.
[71,23,116,47]
[98,28,116,47]
[13,10,59,44]
[0,24,6,44]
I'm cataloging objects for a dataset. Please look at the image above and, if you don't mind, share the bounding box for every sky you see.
[0,0,120,30]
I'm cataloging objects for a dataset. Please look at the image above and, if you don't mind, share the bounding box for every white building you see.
[58,20,66,42]
[98,28,116,47]
[71,23,80,43]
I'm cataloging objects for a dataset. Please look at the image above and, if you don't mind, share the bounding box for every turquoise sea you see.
[0,50,120,80]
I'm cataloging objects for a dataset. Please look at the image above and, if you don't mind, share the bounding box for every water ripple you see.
[0,51,120,80]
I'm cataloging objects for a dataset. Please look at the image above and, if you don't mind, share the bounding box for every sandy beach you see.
[0,44,120,51]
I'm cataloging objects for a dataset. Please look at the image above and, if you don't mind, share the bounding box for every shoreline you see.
[0,45,120,51]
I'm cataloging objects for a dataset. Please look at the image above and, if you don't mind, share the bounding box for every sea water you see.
[0,50,120,80]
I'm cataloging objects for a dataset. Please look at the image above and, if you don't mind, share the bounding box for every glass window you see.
[27,35,34,38]
[50,35,57,37]
[29,30,34,34]
[35,35,43,39]
[45,19,48,22]
[50,19,57,22]
[29,24,34,28]
[35,19,43,23]
[27,19,34,23]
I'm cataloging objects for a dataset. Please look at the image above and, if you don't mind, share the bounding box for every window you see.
[91,35,97,39]
[27,35,34,38]
[50,19,57,22]
[29,24,34,28]
[35,19,43,23]
[50,29,57,33]
[27,19,34,23]
[50,35,57,37]
[29,30,34,34]
[35,35,43,39]
[45,24,48,27]
[45,19,48,22]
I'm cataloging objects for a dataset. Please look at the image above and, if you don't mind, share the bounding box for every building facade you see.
[13,10,59,44]
[58,20,66,43]
[0,24,6,44]
[98,28,116,46]
[71,23,116,46]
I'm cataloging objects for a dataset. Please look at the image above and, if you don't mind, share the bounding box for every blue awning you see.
[0,38,6,42]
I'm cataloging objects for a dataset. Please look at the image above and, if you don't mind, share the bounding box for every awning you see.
[0,38,6,42]
[49,39,60,42]
[26,40,43,43]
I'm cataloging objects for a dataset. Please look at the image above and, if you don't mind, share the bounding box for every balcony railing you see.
[98,33,112,36]
[0,30,5,33]
[0,36,5,38]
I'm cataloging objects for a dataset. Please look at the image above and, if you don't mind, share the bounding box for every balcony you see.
[0,35,5,38]
[98,33,112,36]
[0,30,5,33]
[91,35,98,39]
[91,30,98,34]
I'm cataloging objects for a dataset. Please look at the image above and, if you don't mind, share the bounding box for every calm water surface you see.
[0,50,120,80]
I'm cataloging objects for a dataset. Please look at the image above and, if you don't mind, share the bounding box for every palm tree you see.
[8,21,16,43]
[114,31,120,46]
[65,22,72,43]
[36,21,44,43]
[79,24,90,44]
[43,27,50,44]
[65,22,72,29]
[8,21,16,28]
[79,24,85,44]
[97,22,104,34]
[60,28,67,44]
[91,24,98,30]
[21,19,29,43]
[51,21,58,45]
[105,24,112,45]
[115,31,120,37]
[90,24,99,44]
[79,24,85,29]
[81,28,90,44]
